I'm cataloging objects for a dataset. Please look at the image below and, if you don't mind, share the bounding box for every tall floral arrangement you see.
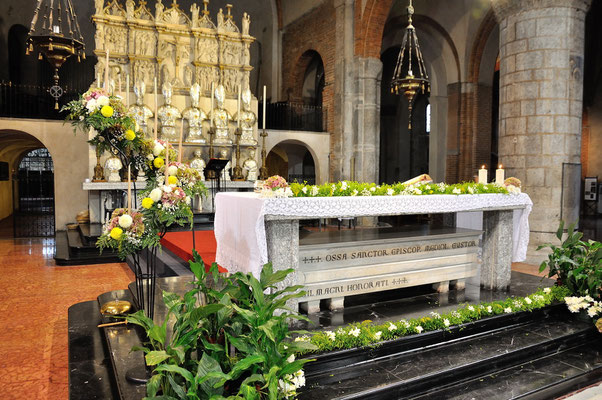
[62,87,147,171]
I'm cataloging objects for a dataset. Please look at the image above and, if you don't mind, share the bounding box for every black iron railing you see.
[259,102,325,132]
[0,81,85,120]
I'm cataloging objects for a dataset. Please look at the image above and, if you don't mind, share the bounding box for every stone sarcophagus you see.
[297,227,482,313]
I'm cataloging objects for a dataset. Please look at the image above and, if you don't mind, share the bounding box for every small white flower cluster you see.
[348,327,361,337]
[452,187,462,194]
[565,295,600,316]
[415,325,423,334]
[507,185,521,194]
[261,187,293,198]
[443,319,450,327]
[324,331,336,341]
[374,331,382,340]
[388,322,397,332]
[278,369,305,399]
[85,95,110,113]
[294,335,310,342]
[429,311,441,318]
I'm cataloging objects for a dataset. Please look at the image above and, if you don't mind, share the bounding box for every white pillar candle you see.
[104,49,109,91]
[154,77,158,140]
[125,74,130,108]
[262,85,266,130]
[478,165,488,184]
[237,84,241,127]
[178,119,183,163]
[496,164,505,184]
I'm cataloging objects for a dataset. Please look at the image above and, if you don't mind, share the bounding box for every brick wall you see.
[281,0,336,135]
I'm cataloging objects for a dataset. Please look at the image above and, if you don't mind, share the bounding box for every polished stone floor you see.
[0,237,134,400]
[0,233,591,400]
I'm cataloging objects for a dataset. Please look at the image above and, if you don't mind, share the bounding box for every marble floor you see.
[0,235,589,400]
[0,237,133,400]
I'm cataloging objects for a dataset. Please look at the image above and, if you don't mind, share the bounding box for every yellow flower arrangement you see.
[125,129,136,141]
[110,227,123,240]
[141,197,154,209]
[101,105,114,118]
[167,175,178,185]
[153,157,165,168]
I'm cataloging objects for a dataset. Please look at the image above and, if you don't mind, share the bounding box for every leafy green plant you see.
[128,251,316,399]
[538,220,602,297]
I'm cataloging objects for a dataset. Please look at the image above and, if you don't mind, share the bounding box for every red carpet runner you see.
[160,230,228,273]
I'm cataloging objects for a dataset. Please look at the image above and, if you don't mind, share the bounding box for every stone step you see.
[298,311,596,400]
[54,230,120,266]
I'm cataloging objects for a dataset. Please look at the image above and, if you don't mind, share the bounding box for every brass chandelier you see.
[26,0,86,109]
[390,0,430,129]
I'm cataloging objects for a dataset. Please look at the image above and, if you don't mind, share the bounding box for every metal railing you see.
[0,81,85,120]
[260,102,325,132]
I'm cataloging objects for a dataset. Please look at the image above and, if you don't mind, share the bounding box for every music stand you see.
[206,158,230,212]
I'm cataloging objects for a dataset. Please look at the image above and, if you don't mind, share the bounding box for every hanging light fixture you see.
[390,0,430,129]
[26,0,86,110]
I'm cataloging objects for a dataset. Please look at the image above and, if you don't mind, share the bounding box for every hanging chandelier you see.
[390,0,430,129]
[26,0,86,109]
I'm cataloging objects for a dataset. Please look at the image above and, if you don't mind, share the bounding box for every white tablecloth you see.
[214,192,533,277]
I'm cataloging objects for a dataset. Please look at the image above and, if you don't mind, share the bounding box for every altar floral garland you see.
[288,180,517,198]
[297,285,568,354]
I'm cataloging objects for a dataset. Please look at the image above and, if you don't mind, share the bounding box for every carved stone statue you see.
[218,148,231,181]
[190,3,199,28]
[155,0,164,20]
[217,8,224,29]
[126,0,135,19]
[128,81,154,134]
[211,84,232,144]
[190,149,206,181]
[235,89,257,145]
[242,12,250,36]
[95,0,105,15]
[243,148,258,181]
[183,83,207,144]
[157,82,182,141]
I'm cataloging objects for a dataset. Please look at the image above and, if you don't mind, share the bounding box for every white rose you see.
[97,95,110,107]
[185,196,191,205]
[118,214,133,229]
[543,288,551,294]
[85,98,98,112]
[149,188,162,202]
[167,165,178,176]
[153,143,165,156]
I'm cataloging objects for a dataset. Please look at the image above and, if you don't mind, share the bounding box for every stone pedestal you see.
[481,210,513,291]
[493,0,591,244]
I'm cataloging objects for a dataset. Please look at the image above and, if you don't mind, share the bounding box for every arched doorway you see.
[266,141,316,184]
[14,148,55,237]
[301,51,325,107]
[379,46,430,183]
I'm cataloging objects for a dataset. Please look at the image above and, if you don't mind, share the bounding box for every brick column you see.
[492,0,591,248]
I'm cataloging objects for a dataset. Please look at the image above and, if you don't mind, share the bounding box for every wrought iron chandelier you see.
[391,0,430,129]
[26,0,86,109]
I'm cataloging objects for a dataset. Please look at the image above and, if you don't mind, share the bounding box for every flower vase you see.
[105,156,123,183]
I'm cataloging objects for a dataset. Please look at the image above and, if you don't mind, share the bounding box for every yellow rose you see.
[110,227,123,240]
[153,157,164,168]
[167,175,178,185]
[125,129,136,141]
[100,105,114,118]
[141,197,154,209]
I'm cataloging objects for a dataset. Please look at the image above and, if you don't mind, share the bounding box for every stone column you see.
[352,57,382,183]
[265,219,301,311]
[482,210,513,290]
[492,0,591,251]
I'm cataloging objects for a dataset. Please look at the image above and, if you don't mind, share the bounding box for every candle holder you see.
[232,127,245,180]
[258,128,269,180]
[207,127,216,180]
[93,147,106,182]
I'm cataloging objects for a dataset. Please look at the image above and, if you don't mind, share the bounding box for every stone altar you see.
[214,192,533,312]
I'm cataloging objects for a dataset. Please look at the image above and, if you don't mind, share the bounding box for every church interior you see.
[0,0,601,399]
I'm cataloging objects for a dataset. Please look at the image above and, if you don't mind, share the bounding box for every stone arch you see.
[0,130,49,222]
[266,138,321,185]
[380,13,461,182]
[462,8,500,181]
[288,49,324,102]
